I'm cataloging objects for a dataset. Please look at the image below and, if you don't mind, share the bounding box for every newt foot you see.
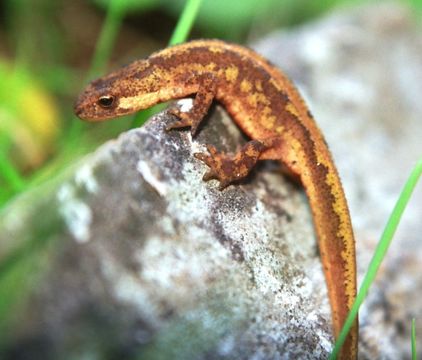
[194,141,267,190]
[165,107,204,136]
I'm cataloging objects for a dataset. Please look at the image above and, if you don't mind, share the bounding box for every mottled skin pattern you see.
[75,39,357,359]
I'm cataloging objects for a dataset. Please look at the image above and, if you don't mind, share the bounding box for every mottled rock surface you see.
[0,108,330,360]
[0,3,421,360]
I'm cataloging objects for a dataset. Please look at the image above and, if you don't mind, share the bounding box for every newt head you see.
[74,59,169,121]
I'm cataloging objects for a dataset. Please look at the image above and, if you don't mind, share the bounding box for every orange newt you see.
[74,39,358,359]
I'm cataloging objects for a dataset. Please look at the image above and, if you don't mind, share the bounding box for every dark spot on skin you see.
[281,92,290,103]
[91,76,118,91]
[134,65,155,80]
[240,155,257,170]
[220,159,237,179]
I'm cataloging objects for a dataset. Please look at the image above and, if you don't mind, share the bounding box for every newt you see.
[74,39,358,359]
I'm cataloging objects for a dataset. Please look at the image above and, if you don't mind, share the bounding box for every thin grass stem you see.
[0,133,26,195]
[89,0,127,78]
[329,157,422,359]
[66,0,126,147]
[168,0,203,46]
[412,318,417,360]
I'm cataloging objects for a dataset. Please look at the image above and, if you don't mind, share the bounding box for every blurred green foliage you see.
[93,0,158,12]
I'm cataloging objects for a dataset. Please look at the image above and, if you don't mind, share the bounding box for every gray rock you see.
[0,107,330,360]
[0,3,421,359]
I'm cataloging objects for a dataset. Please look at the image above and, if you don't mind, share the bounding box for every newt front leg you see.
[166,74,217,136]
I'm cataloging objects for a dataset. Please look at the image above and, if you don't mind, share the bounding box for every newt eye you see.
[98,95,115,108]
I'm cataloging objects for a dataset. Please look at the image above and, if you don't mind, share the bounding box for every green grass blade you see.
[168,0,203,46]
[66,0,126,148]
[131,0,203,128]
[412,318,417,360]
[0,151,26,193]
[0,134,26,194]
[330,157,422,359]
[89,0,127,78]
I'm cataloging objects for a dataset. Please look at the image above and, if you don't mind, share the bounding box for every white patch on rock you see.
[167,160,214,222]
[75,164,99,194]
[327,75,374,106]
[302,33,332,64]
[177,98,194,112]
[190,140,206,155]
[316,326,333,354]
[137,227,223,291]
[137,160,168,196]
[57,183,92,243]
[100,254,159,324]
[218,335,236,356]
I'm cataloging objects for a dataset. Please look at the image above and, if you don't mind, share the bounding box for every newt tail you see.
[74,39,358,359]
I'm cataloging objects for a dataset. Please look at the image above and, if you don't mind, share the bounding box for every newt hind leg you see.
[194,141,267,190]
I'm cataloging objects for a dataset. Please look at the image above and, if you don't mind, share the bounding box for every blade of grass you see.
[131,0,203,128]
[168,0,203,46]
[412,318,416,360]
[0,152,26,193]
[66,0,127,147]
[88,0,127,78]
[0,133,26,194]
[330,157,422,359]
